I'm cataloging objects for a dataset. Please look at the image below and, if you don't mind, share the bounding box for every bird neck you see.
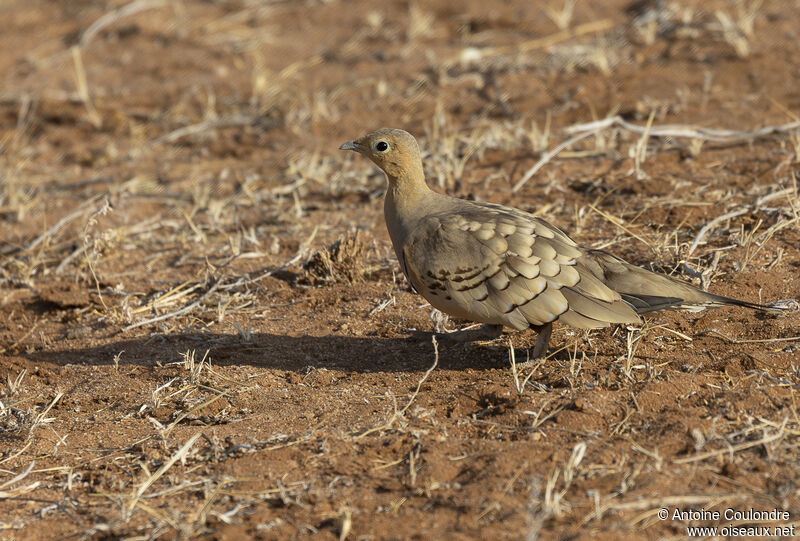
[384,162,429,205]
[385,177,429,220]
[383,166,431,246]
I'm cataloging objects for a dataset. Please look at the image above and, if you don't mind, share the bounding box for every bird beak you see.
[339,140,363,152]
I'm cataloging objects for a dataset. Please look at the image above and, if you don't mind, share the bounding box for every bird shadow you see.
[24,331,516,373]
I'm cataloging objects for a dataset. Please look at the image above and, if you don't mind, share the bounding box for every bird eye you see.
[375,141,389,152]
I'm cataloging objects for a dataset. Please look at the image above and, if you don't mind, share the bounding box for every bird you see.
[339,128,776,359]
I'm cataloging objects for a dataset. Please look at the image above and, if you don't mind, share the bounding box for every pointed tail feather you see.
[621,291,782,314]
[698,292,788,313]
[582,250,787,315]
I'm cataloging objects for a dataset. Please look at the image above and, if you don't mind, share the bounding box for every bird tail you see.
[581,250,788,315]
[620,291,780,315]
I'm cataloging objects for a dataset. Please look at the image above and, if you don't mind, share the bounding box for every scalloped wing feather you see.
[400,202,641,330]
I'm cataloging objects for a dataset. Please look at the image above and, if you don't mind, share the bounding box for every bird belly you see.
[419,287,505,326]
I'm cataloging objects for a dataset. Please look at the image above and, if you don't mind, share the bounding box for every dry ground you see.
[2,0,800,539]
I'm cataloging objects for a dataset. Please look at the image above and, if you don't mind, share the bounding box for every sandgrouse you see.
[340,128,771,358]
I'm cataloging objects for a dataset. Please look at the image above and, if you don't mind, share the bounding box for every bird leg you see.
[531,322,553,360]
[436,323,503,344]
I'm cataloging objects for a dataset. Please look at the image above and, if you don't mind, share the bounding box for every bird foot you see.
[435,324,503,344]
[531,322,553,360]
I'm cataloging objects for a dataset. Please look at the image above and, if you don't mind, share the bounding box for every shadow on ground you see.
[24,331,514,373]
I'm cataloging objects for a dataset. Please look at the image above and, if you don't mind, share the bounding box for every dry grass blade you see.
[162,391,228,438]
[129,281,204,316]
[508,339,544,394]
[588,205,655,251]
[738,214,800,271]
[126,432,201,517]
[133,499,180,531]
[4,369,26,395]
[70,46,101,127]
[746,371,800,392]
[397,337,439,417]
[0,441,32,466]
[30,392,63,434]
[194,477,237,525]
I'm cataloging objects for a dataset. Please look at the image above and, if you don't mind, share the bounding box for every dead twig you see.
[153,116,273,145]
[702,329,800,344]
[121,276,224,333]
[219,226,318,290]
[355,336,439,439]
[673,430,784,464]
[514,115,800,191]
[746,371,800,393]
[398,337,439,417]
[512,129,601,192]
[584,493,742,524]
[448,19,615,70]
[81,0,169,46]
[123,227,319,332]
[1,195,103,256]
[688,208,749,256]
[565,115,800,143]
[0,461,36,492]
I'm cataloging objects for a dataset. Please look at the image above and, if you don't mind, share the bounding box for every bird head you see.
[339,128,423,182]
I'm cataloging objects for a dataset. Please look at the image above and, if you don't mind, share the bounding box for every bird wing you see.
[401,203,642,330]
